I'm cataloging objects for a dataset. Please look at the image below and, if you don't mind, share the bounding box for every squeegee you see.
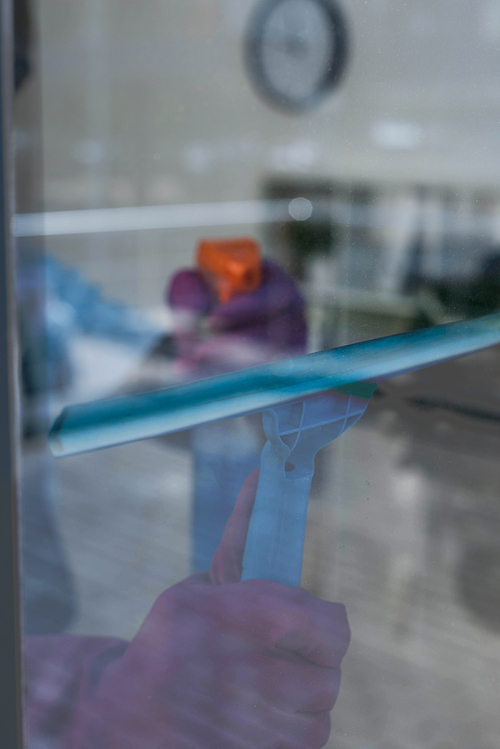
[49,313,500,587]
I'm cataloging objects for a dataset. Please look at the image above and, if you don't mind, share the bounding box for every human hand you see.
[77,472,350,749]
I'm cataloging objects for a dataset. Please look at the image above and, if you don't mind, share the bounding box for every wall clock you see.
[245,0,349,113]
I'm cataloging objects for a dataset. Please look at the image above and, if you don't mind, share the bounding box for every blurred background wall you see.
[16,4,500,747]
[20,0,500,316]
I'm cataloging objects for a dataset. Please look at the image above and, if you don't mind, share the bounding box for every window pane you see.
[17,2,500,748]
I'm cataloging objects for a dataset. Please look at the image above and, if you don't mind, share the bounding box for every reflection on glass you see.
[15,0,500,747]
[260,0,333,100]
[167,237,307,571]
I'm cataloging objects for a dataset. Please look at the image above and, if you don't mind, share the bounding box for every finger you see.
[209,469,260,585]
[254,649,342,714]
[178,579,350,669]
[247,583,350,669]
[259,704,332,749]
[274,598,351,669]
[192,688,332,749]
[169,693,331,749]
[296,667,341,715]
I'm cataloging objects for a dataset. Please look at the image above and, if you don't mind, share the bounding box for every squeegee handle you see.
[241,442,313,587]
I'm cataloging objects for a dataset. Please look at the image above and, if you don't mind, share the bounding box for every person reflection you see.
[26,471,350,748]
[168,238,307,377]
[167,238,308,571]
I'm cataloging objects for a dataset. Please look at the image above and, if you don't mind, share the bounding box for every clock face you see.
[245,0,349,113]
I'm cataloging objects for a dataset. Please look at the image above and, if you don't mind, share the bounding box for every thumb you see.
[209,469,259,585]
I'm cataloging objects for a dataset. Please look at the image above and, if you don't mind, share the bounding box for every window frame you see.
[0,0,25,745]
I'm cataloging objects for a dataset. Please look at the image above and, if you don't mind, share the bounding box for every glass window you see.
[15,1,500,747]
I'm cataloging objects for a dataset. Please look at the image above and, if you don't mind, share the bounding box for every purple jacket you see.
[167,260,307,357]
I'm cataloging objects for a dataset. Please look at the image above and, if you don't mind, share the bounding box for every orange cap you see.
[196,237,262,304]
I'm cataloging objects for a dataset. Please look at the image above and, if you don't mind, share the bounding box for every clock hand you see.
[268,31,308,57]
[283,4,308,56]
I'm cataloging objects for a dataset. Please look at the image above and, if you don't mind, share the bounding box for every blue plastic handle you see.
[242,385,375,586]
[242,459,313,587]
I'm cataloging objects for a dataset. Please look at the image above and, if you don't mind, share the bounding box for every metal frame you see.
[0,0,24,745]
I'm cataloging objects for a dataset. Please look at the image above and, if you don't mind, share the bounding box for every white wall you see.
[29,0,500,307]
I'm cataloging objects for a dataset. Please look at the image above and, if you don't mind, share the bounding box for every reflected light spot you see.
[289,197,313,221]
